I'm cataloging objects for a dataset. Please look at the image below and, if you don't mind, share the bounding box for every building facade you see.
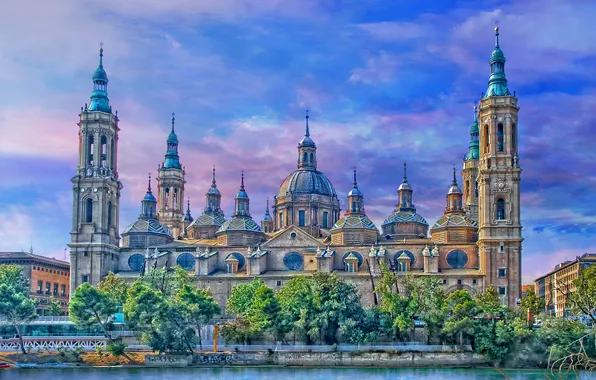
[0,252,70,315]
[69,29,523,309]
[534,253,596,318]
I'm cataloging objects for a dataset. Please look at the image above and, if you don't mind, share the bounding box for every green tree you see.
[442,290,478,345]
[98,272,129,306]
[177,285,220,349]
[568,265,596,324]
[0,265,37,354]
[476,285,505,320]
[69,283,117,341]
[374,263,413,341]
[520,288,545,319]
[405,275,446,343]
[277,276,316,344]
[46,297,63,316]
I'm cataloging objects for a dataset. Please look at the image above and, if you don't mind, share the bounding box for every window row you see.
[36,281,67,297]
[482,123,517,153]
[84,199,115,226]
[33,266,69,276]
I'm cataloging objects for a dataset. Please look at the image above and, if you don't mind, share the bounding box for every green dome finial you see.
[485,27,511,98]
[466,104,480,160]
[88,43,111,112]
[163,112,182,169]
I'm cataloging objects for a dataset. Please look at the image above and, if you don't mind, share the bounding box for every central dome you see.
[278,169,337,198]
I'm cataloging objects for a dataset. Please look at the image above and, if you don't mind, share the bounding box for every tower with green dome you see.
[462,105,480,221]
[477,27,522,307]
[68,45,122,293]
[157,113,187,239]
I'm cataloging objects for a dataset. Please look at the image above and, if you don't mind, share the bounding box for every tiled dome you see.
[123,219,172,237]
[217,217,262,233]
[189,213,226,228]
[331,216,378,231]
[278,169,337,198]
[432,214,478,229]
[382,211,428,226]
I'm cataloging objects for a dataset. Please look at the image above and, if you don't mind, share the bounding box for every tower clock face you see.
[498,181,505,189]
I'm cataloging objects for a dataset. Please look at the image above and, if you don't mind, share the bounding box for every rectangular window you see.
[457,279,462,285]
[298,210,305,226]
[279,212,283,228]
[84,251,89,257]
[276,280,283,287]
[226,264,234,274]
[499,243,505,252]
[45,282,51,295]
[498,286,507,296]
[472,279,477,285]
[53,283,59,296]
[498,268,507,278]
[61,285,66,297]
[322,211,328,229]
[37,280,43,294]
[82,275,89,284]
[442,279,447,285]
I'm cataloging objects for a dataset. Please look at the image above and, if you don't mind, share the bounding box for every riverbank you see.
[2,349,488,369]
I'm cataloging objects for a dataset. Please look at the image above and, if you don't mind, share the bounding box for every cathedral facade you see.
[69,28,522,309]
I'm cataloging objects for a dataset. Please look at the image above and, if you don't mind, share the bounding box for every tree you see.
[520,288,545,319]
[405,275,446,343]
[476,285,505,321]
[46,297,63,316]
[177,285,220,349]
[0,265,37,354]
[442,290,478,345]
[276,276,316,344]
[69,283,117,341]
[568,265,596,324]
[98,272,129,306]
[374,263,414,341]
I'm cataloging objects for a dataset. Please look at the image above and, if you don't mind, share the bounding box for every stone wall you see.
[145,351,487,368]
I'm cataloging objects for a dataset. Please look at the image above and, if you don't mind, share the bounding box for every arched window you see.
[446,250,468,268]
[107,201,113,227]
[474,181,479,197]
[483,125,489,153]
[165,188,170,210]
[283,252,304,271]
[128,254,144,271]
[87,135,94,166]
[497,198,505,220]
[85,199,93,223]
[322,211,328,229]
[173,189,178,210]
[110,138,115,169]
[227,252,246,270]
[176,252,195,271]
[465,180,470,199]
[303,151,308,163]
[497,123,504,152]
[511,124,517,152]
[310,152,314,163]
[100,136,107,167]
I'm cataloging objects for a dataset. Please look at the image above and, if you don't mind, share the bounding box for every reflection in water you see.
[6,367,588,380]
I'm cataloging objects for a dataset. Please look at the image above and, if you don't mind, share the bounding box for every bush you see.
[72,347,84,362]
[95,346,104,358]
[106,341,127,357]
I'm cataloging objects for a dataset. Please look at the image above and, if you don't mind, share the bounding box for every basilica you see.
[68,28,523,308]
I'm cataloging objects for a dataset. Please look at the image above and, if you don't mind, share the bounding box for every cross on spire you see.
[353,167,358,187]
[147,173,152,192]
[452,167,457,185]
[212,165,216,186]
[171,112,175,133]
[305,109,310,137]
[403,162,408,182]
[241,170,245,190]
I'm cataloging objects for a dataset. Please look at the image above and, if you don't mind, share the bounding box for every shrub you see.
[106,341,127,357]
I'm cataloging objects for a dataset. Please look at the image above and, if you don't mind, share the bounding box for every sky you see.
[0,0,594,284]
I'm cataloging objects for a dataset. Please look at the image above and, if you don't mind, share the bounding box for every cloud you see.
[348,51,400,84]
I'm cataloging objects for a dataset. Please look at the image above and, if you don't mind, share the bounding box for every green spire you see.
[88,43,111,112]
[485,27,511,98]
[163,113,182,169]
[466,105,480,160]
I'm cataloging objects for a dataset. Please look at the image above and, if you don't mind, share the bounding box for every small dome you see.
[262,212,273,222]
[93,66,108,82]
[143,192,156,202]
[448,183,463,195]
[167,131,178,144]
[331,215,377,231]
[236,189,249,199]
[398,181,412,191]
[469,118,479,136]
[189,213,226,228]
[278,169,337,198]
[432,214,478,229]
[348,187,362,196]
[207,186,221,196]
[123,219,172,237]
[490,47,506,64]
[217,217,262,233]
[382,211,428,226]
[299,135,316,148]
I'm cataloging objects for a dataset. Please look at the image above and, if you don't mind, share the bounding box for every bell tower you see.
[157,113,186,238]
[477,28,523,307]
[69,45,122,292]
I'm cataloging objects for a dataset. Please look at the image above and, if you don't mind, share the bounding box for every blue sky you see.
[0,0,595,283]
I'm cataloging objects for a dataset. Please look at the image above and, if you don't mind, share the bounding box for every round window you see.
[176,252,195,271]
[284,252,303,271]
[290,232,297,239]
[446,250,468,269]
[128,254,145,272]
[342,251,364,268]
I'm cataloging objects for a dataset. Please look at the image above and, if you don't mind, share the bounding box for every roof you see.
[382,211,428,226]
[122,219,172,237]
[0,252,70,268]
[331,215,378,231]
[278,169,337,198]
[432,214,478,230]
[217,217,262,233]
[534,253,596,282]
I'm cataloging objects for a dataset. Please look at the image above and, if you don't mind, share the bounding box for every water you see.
[3,367,588,380]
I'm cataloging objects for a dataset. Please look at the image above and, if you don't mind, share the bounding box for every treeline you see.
[1,262,595,369]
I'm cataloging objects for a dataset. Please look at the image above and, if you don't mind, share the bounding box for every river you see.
[4,367,590,379]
